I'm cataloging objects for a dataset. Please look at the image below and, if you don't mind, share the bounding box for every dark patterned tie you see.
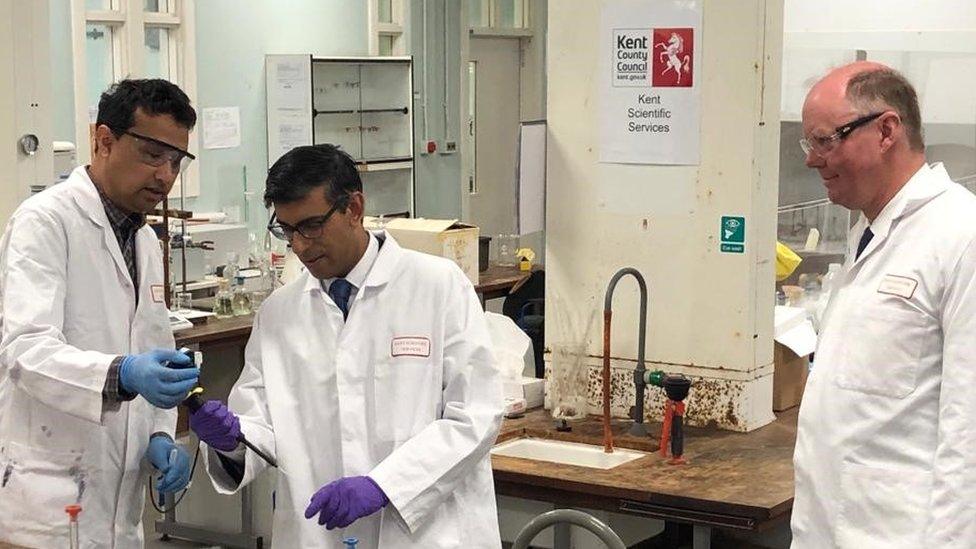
[855,227,874,260]
[328,278,354,320]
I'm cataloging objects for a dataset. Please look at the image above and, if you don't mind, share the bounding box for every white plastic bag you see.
[484,311,535,379]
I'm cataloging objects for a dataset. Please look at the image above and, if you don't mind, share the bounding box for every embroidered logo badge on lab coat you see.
[391,337,431,358]
[877,274,918,299]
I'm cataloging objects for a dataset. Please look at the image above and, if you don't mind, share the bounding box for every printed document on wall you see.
[202,107,241,149]
[599,0,702,165]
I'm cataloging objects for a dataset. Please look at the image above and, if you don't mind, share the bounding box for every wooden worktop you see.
[174,313,255,347]
[493,408,797,528]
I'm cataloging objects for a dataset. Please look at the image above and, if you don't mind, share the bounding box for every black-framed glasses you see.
[117,129,196,174]
[267,199,347,242]
[799,112,885,156]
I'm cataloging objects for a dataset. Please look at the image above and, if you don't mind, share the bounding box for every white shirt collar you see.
[321,230,379,294]
[864,163,930,238]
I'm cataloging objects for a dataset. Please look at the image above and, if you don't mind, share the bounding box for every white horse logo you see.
[655,32,691,84]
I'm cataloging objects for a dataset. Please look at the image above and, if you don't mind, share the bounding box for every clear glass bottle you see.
[250,259,273,309]
[224,252,240,282]
[232,276,253,316]
[214,278,235,319]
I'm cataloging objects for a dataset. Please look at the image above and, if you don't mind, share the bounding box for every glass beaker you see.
[548,342,589,421]
[494,234,520,266]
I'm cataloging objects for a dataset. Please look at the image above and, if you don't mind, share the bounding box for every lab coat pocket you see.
[834,306,924,398]
[836,461,929,548]
[0,442,89,543]
[374,358,435,442]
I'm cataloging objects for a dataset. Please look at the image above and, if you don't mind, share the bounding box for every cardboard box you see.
[503,376,545,409]
[379,218,480,284]
[773,342,809,411]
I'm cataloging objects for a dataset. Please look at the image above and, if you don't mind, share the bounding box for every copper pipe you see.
[602,310,614,453]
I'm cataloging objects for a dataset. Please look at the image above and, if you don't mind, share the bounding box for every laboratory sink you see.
[491,438,646,470]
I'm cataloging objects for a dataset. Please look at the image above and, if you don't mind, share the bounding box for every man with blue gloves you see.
[190,144,504,548]
[0,79,199,548]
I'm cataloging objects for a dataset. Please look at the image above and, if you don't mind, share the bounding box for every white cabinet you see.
[266,54,415,217]
[0,0,53,227]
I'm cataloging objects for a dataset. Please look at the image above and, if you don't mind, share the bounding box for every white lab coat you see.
[792,163,976,548]
[202,233,504,548]
[0,167,175,548]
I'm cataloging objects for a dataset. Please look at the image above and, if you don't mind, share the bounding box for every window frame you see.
[369,0,408,56]
[70,0,199,196]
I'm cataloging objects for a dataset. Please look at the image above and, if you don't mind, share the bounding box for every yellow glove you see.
[776,241,802,281]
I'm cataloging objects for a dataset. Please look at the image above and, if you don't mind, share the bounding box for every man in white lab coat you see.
[189,144,504,548]
[791,62,976,548]
[0,79,200,547]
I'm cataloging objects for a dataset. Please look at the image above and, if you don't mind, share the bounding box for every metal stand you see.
[693,524,712,549]
[154,485,264,549]
[513,509,626,549]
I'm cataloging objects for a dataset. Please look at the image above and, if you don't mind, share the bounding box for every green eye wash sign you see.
[720,216,745,253]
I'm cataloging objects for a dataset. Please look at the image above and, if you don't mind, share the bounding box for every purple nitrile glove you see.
[188,400,241,452]
[304,476,389,530]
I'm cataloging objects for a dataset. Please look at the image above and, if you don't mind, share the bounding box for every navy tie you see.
[855,227,874,260]
[328,278,354,320]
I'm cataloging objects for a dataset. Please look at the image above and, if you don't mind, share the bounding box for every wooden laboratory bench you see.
[175,313,255,348]
[475,263,539,305]
[492,408,797,547]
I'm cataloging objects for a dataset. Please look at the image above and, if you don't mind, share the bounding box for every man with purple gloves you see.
[189,144,504,548]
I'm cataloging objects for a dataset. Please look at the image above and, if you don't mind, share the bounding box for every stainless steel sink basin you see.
[491,438,646,469]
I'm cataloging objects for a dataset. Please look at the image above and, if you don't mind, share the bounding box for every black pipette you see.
[173,350,279,469]
[181,387,279,469]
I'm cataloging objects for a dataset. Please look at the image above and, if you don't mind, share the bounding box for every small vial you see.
[65,505,82,549]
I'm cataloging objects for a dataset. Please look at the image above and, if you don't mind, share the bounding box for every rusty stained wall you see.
[546,362,762,432]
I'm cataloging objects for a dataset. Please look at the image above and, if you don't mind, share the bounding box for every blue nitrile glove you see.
[146,435,192,494]
[119,349,199,408]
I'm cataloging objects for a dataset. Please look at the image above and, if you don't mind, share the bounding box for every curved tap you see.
[602,268,650,453]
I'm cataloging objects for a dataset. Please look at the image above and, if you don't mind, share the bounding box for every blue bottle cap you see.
[342,537,358,548]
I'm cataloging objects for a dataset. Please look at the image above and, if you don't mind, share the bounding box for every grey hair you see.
[846,68,924,151]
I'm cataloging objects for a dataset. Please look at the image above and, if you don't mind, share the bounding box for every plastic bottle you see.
[822,263,842,294]
[342,538,359,549]
[814,263,843,330]
[214,278,234,319]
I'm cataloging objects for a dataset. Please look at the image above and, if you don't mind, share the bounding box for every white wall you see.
[187,1,369,235]
[49,0,75,142]
[785,0,976,31]
[546,0,783,431]
[781,0,976,122]
[411,0,464,219]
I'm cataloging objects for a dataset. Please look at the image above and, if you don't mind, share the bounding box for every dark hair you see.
[264,144,362,208]
[96,79,196,135]
[846,69,924,151]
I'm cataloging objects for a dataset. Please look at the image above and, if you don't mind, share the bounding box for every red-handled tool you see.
[650,372,692,465]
